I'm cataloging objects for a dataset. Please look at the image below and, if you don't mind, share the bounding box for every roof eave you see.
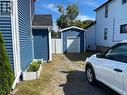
[94,0,112,11]
[32,26,53,29]
[60,26,86,32]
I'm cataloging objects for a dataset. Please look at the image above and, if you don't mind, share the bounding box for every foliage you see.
[56,4,95,29]
[0,32,14,95]
[51,30,58,38]
[66,4,79,21]
[27,60,42,72]
[57,4,79,29]
[56,14,69,29]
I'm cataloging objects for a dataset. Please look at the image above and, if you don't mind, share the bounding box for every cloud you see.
[43,4,58,13]
[68,0,98,7]
[77,14,95,21]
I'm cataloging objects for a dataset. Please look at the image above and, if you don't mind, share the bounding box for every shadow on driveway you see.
[59,70,120,95]
[64,52,96,61]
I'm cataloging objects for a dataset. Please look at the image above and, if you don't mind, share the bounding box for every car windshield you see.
[105,43,127,63]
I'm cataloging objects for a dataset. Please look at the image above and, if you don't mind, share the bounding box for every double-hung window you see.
[122,0,127,4]
[0,1,11,15]
[105,5,108,18]
[104,28,108,40]
[120,24,127,33]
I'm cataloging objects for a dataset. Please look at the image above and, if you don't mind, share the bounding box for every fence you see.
[52,38,63,54]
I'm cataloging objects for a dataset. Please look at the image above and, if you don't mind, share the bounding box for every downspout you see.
[11,0,21,89]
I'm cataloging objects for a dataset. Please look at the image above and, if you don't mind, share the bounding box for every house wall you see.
[86,24,96,51]
[31,0,35,20]
[18,0,33,71]
[96,0,127,48]
[0,15,14,70]
[62,29,85,53]
[0,0,14,70]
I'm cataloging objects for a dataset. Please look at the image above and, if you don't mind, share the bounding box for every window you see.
[105,5,108,18]
[104,28,108,40]
[122,0,127,4]
[105,43,127,63]
[120,24,127,33]
[0,1,11,15]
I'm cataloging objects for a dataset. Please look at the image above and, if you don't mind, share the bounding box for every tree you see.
[57,4,79,29]
[66,4,79,21]
[56,14,69,29]
[51,30,58,38]
[0,33,14,95]
[57,4,95,29]
[82,20,95,29]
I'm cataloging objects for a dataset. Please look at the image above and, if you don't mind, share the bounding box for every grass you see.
[14,55,64,95]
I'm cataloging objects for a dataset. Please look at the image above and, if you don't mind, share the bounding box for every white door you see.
[67,37,80,53]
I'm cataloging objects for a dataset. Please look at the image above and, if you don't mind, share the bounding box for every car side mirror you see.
[96,53,103,58]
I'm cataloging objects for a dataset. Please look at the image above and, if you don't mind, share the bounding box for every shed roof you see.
[94,0,112,11]
[32,14,53,27]
[60,26,86,32]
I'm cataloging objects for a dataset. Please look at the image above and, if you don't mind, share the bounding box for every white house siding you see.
[96,0,127,47]
[86,24,96,51]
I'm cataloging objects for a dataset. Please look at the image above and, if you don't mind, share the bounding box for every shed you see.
[86,23,96,51]
[32,14,53,61]
[60,26,86,53]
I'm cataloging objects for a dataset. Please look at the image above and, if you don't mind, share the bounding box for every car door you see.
[95,43,127,94]
[123,69,127,95]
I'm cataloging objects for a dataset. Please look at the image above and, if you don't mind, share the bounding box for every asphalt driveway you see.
[14,52,119,95]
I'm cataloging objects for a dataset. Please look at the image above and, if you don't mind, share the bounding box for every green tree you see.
[51,30,58,38]
[57,4,95,29]
[0,33,14,95]
[82,20,95,29]
[66,4,79,21]
[57,4,79,29]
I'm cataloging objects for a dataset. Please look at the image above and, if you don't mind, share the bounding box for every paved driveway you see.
[15,52,119,95]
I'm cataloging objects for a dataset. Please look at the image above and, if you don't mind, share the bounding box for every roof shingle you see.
[32,14,53,26]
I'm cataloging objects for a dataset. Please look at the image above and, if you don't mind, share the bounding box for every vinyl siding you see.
[18,0,33,71]
[0,16,14,70]
[86,25,96,51]
[31,0,35,19]
[96,0,127,47]
[62,29,85,53]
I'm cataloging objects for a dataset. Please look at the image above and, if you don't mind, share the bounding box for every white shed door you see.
[67,37,80,53]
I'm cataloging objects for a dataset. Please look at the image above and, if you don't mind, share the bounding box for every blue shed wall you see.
[32,29,49,61]
[18,0,33,71]
[0,16,14,70]
[63,29,84,53]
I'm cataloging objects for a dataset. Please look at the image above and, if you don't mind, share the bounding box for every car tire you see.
[86,65,96,85]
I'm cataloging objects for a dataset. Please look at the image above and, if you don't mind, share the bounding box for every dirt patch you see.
[14,52,114,95]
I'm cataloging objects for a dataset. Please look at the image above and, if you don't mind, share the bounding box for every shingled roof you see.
[32,14,53,27]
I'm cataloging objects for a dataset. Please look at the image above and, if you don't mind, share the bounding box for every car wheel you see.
[86,65,96,84]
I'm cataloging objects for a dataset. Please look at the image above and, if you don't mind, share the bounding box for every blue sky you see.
[35,0,107,30]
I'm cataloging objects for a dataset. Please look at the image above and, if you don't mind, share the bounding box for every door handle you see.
[113,69,123,72]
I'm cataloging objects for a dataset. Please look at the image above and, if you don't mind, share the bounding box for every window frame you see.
[0,1,12,15]
[120,24,127,33]
[104,28,108,40]
[103,43,127,63]
[105,5,108,18]
[122,0,127,4]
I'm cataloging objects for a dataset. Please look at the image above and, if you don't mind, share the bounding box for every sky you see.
[35,0,107,31]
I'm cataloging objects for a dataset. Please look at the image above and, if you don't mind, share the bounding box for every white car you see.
[85,42,127,95]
